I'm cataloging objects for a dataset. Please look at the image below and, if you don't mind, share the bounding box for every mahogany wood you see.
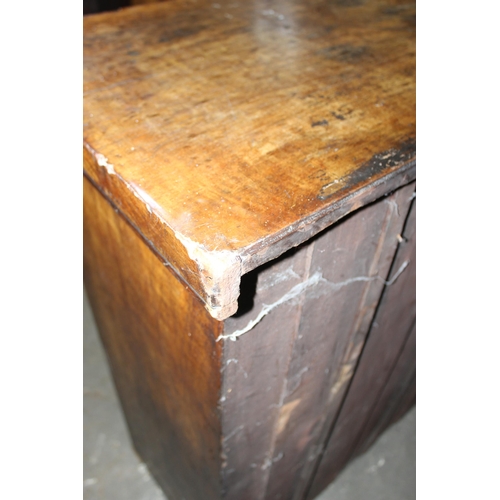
[219,183,415,500]
[84,179,416,500]
[306,195,416,499]
[355,325,416,457]
[84,176,414,500]
[84,0,416,319]
[84,176,223,500]
[83,1,416,498]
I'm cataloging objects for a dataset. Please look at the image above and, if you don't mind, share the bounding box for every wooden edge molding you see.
[84,142,242,320]
[84,142,415,322]
[173,230,243,320]
[239,157,416,274]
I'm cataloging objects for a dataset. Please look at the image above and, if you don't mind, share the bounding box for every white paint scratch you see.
[223,424,244,443]
[261,452,284,470]
[222,358,248,378]
[217,272,323,341]
[385,198,400,217]
[217,261,410,342]
[95,152,115,175]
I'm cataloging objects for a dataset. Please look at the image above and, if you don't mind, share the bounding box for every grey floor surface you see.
[84,289,415,500]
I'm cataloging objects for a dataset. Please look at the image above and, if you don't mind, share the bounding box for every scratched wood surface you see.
[84,178,415,500]
[83,177,223,500]
[83,0,416,319]
[347,201,416,458]
[219,183,415,500]
[354,324,416,458]
[306,194,416,500]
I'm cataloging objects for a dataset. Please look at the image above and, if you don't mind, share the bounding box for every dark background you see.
[84,0,131,15]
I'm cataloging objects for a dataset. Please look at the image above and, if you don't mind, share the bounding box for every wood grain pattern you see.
[272,183,415,500]
[348,200,416,458]
[83,176,223,500]
[354,324,416,458]
[83,1,416,497]
[84,173,415,499]
[218,183,415,500]
[83,0,416,319]
[220,247,314,499]
[306,193,416,500]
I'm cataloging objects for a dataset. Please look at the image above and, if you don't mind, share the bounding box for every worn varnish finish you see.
[84,0,415,498]
[346,202,417,458]
[355,324,416,457]
[84,179,416,499]
[306,195,416,500]
[84,0,416,319]
[83,177,223,500]
[220,183,415,500]
[283,184,415,500]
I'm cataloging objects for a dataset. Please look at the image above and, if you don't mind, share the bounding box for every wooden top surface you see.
[83,0,415,320]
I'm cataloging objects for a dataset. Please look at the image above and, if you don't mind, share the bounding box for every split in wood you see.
[217,260,410,342]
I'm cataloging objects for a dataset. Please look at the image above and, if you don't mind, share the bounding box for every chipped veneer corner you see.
[174,231,243,321]
[84,141,243,321]
[85,142,116,175]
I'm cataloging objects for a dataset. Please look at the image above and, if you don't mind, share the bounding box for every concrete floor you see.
[83,289,415,500]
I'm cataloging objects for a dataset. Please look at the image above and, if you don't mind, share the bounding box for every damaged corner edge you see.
[84,141,242,321]
[84,141,116,175]
[174,231,243,321]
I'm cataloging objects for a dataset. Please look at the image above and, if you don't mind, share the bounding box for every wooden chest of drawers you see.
[83,1,415,498]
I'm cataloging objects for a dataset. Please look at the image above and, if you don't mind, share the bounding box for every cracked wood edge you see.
[84,142,415,321]
[173,230,242,320]
[84,143,242,320]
